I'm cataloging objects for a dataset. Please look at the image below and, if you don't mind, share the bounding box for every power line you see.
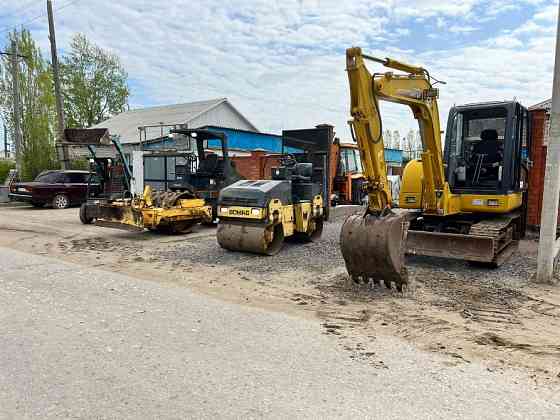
[4,0,43,20]
[0,51,29,59]
[0,0,80,35]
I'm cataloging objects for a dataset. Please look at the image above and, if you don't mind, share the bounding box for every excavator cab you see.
[444,102,529,195]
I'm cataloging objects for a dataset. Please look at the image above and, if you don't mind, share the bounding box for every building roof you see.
[200,125,280,138]
[529,98,551,111]
[90,98,258,144]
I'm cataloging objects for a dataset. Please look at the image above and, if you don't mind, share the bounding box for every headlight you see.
[220,207,229,213]
[251,208,261,216]
[487,199,499,207]
[209,179,216,185]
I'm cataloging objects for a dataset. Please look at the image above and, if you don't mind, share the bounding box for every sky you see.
[0,0,558,143]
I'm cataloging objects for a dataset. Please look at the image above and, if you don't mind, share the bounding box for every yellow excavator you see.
[340,47,530,291]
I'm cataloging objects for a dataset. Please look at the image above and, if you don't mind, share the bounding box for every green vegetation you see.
[0,30,129,180]
[0,159,15,184]
[68,158,90,171]
[0,29,58,181]
[61,34,129,128]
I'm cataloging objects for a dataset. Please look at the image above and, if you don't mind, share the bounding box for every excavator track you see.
[467,214,519,265]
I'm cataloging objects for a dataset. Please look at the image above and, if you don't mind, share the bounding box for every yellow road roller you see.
[216,156,324,255]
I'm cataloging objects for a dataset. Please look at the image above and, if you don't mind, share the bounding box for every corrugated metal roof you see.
[200,125,279,138]
[529,98,551,111]
[90,98,257,144]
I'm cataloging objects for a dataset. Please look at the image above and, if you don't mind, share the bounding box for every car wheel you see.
[52,194,70,209]
[79,203,94,224]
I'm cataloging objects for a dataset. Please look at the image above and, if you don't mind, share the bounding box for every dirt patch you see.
[2,206,560,385]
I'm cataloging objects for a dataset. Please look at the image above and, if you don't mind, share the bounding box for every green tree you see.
[0,29,58,180]
[61,34,129,128]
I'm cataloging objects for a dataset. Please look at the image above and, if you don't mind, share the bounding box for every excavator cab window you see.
[354,149,363,172]
[338,147,361,176]
[446,105,515,193]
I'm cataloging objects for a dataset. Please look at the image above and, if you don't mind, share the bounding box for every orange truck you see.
[329,139,365,206]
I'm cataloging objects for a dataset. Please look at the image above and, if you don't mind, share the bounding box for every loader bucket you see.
[340,211,410,290]
[95,203,144,231]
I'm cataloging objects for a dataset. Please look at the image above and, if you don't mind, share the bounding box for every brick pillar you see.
[527,110,547,227]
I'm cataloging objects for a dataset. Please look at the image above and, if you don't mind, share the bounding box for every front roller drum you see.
[217,222,284,255]
[340,212,410,291]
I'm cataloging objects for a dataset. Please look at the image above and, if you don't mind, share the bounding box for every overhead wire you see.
[0,0,81,35]
[4,0,43,20]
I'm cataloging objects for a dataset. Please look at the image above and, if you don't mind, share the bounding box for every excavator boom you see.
[340,47,444,290]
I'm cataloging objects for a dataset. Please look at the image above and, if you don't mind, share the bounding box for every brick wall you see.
[527,109,551,227]
[232,151,282,180]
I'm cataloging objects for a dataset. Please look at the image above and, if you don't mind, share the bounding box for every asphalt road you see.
[1,247,559,419]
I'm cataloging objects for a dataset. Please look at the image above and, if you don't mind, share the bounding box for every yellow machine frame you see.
[346,47,520,217]
[218,195,323,238]
[96,185,212,232]
[216,194,323,255]
[340,47,525,289]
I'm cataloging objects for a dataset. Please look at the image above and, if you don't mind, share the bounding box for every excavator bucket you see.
[340,211,410,291]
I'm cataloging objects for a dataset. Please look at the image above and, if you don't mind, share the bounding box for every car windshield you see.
[35,172,62,183]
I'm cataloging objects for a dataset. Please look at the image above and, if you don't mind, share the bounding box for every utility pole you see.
[47,0,69,169]
[10,40,23,173]
[537,0,560,284]
[3,124,7,159]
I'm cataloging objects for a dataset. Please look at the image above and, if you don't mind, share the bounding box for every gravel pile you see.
[158,221,544,289]
[157,221,345,277]
[409,252,537,288]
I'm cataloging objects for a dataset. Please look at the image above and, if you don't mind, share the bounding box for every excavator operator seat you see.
[473,129,501,164]
[444,101,529,196]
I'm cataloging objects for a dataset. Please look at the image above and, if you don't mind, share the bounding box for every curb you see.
[0,201,31,208]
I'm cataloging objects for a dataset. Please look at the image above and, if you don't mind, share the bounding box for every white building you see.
[90,97,258,153]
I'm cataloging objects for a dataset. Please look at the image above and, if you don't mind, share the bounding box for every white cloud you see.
[449,25,479,33]
[486,35,524,48]
[534,4,558,21]
[0,0,557,140]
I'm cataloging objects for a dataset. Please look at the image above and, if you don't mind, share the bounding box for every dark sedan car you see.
[9,170,98,209]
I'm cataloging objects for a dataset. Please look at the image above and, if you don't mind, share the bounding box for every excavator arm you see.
[341,47,445,290]
[346,47,444,213]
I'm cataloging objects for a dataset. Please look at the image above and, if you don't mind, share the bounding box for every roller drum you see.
[217,222,284,255]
